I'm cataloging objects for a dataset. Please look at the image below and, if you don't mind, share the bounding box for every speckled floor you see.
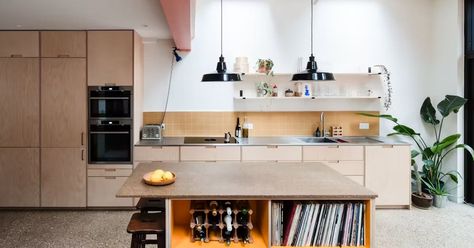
[0,203,473,248]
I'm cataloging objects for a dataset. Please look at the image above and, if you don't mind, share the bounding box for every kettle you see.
[224,132,232,143]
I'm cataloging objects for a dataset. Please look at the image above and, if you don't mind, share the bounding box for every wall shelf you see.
[234,96,381,100]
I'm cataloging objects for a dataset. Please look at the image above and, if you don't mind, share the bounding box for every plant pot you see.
[433,194,448,208]
[411,192,433,209]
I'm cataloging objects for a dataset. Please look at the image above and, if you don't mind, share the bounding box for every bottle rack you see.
[189,200,254,244]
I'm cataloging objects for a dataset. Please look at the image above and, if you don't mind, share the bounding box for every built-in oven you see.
[89,119,132,164]
[89,86,132,119]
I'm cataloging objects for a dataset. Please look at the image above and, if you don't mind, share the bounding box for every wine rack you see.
[189,200,254,244]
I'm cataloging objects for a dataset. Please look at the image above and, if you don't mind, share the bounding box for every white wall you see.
[143,0,465,199]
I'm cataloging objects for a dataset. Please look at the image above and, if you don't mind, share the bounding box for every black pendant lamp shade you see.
[201,0,241,82]
[292,0,334,81]
[202,56,241,82]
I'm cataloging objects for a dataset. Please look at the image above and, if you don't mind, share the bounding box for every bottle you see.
[194,212,206,242]
[237,201,250,243]
[235,117,242,138]
[223,201,233,245]
[242,117,249,138]
[315,127,321,137]
[208,201,220,230]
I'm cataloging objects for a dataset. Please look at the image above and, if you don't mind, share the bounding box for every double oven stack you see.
[88,86,133,164]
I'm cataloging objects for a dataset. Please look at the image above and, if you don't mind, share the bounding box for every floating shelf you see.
[234,96,381,100]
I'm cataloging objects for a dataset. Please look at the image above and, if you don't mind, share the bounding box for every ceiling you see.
[0,0,171,39]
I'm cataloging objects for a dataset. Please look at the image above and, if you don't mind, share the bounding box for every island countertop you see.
[117,162,377,200]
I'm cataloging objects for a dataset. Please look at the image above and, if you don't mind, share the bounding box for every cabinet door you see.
[87,176,133,207]
[0,31,39,57]
[366,145,411,207]
[0,58,39,147]
[0,148,40,207]
[134,146,180,162]
[180,146,241,161]
[41,58,86,148]
[41,148,86,207]
[242,146,302,162]
[87,31,133,86]
[303,146,364,161]
[40,31,86,58]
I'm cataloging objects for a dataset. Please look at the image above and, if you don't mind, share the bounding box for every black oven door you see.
[89,120,132,163]
[89,86,132,118]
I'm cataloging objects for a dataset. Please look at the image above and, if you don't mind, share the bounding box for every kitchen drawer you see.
[88,168,132,177]
[315,160,364,176]
[134,146,180,162]
[242,146,302,162]
[346,176,364,186]
[180,146,241,161]
[87,176,133,207]
[303,146,364,161]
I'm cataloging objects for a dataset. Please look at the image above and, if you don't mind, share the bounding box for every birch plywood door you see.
[41,58,86,148]
[0,58,40,147]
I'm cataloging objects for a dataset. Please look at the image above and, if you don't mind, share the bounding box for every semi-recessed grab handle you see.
[81,150,84,161]
[10,54,23,58]
[57,54,70,58]
[81,132,84,146]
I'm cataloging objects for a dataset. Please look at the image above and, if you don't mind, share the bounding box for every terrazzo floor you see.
[0,202,473,248]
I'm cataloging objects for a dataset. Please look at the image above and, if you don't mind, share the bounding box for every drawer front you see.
[134,146,180,162]
[88,168,132,177]
[346,176,364,186]
[242,146,302,161]
[87,176,133,207]
[180,146,241,161]
[303,146,364,161]
[318,160,364,176]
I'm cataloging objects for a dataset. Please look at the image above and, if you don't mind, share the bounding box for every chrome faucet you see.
[320,112,326,137]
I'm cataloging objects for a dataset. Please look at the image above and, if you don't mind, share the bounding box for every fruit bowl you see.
[143,171,176,186]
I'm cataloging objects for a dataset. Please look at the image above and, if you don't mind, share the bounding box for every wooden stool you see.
[127,212,165,248]
[136,198,165,213]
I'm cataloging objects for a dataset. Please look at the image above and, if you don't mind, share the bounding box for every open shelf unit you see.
[234,96,381,100]
[168,199,372,248]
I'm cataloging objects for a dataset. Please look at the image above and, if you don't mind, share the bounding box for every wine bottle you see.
[223,201,233,245]
[242,117,249,138]
[208,201,220,230]
[237,202,250,243]
[235,117,242,138]
[194,212,206,242]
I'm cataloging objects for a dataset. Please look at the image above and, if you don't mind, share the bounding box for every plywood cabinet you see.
[242,146,302,162]
[134,146,180,162]
[365,145,410,207]
[303,146,364,161]
[41,148,87,207]
[40,31,86,58]
[0,58,40,147]
[180,146,241,161]
[0,148,40,207]
[41,58,86,148]
[87,168,133,207]
[87,31,133,86]
[0,31,39,57]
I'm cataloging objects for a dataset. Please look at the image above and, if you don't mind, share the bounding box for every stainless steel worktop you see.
[135,136,409,146]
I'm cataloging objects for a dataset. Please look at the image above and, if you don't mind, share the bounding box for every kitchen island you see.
[118,162,377,248]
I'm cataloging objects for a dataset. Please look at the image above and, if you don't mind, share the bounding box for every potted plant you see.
[256,59,274,75]
[361,95,474,208]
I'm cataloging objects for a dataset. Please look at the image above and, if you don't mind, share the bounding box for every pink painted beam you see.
[160,0,193,51]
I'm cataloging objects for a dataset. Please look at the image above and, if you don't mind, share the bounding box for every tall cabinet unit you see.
[40,34,87,208]
[0,31,40,207]
[86,30,143,207]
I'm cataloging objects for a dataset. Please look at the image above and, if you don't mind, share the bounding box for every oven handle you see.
[90,131,130,134]
[89,97,130,100]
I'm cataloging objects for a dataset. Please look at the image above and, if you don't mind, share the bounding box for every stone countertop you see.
[116,162,377,200]
[135,136,409,146]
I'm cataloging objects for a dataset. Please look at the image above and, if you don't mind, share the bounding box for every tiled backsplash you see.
[143,111,380,137]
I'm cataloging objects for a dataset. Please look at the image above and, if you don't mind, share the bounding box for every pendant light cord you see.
[221,0,223,57]
[160,51,176,126]
[311,0,314,56]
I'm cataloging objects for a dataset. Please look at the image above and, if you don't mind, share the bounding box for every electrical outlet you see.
[359,123,370,130]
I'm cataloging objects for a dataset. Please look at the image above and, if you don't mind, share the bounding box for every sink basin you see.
[184,137,238,144]
[298,137,339,143]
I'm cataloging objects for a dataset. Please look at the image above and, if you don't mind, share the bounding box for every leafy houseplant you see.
[361,95,474,208]
[256,59,274,75]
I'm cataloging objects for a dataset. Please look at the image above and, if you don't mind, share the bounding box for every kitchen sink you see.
[298,137,339,143]
[184,137,238,144]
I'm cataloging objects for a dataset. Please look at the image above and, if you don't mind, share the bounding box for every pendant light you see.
[291,0,335,81]
[202,0,241,82]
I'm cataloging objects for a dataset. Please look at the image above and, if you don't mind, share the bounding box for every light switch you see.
[359,123,370,130]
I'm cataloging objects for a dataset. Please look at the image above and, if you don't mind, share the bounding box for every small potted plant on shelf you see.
[256,59,274,75]
[360,95,474,208]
